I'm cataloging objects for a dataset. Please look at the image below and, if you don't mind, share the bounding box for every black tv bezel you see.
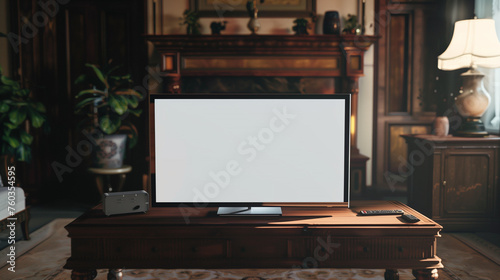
[150,94,351,207]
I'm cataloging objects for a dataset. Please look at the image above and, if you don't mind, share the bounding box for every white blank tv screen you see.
[152,95,350,205]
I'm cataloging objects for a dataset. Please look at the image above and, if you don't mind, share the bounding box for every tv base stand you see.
[65,201,443,280]
[217,206,282,216]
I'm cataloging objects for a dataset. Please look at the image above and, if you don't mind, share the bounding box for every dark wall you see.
[7,0,147,204]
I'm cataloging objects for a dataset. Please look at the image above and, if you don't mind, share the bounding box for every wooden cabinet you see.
[402,135,500,231]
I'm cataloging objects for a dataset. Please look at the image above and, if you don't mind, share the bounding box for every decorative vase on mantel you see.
[248,16,261,34]
[323,11,340,35]
[246,0,261,34]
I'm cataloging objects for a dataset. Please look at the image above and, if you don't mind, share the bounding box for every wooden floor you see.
[437,234,500,279]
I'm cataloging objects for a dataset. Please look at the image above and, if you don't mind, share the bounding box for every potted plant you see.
[181,10,201,35]
[293,18,310,35]
[74,64,143,168]
[0,66,48,163]
[342,14,362,35]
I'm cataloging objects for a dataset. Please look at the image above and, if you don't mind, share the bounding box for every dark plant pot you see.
[93,134,127,169]
[293,26,309,35]
[187,25,200,35]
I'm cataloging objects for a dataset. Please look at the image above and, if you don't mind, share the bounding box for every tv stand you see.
[65,201,443,280]
[217,206,282,216]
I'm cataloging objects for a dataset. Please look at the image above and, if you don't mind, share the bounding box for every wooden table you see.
[64,201,443,280]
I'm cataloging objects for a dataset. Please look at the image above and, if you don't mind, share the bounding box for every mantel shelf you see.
[145,34,379,54]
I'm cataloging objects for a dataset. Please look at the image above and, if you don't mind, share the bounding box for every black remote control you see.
[401,214,420,223]
[358,209,404,216]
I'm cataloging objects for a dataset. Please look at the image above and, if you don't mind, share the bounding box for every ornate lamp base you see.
[455,117,489,137]
[454,68,491,137]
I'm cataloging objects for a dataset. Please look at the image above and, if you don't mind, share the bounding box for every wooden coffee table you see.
[64,201,443,280]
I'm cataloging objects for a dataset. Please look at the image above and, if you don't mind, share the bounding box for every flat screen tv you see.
[151,94,350,216]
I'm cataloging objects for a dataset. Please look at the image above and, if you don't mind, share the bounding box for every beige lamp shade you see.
[438,19,500,70]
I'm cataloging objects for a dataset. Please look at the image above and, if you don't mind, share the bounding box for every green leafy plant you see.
[0,66,48,162]
[74,64,143,148]
[181,10,201,35]
[294,18,309,27]
[343,14,361,34]
[293,18,310,35]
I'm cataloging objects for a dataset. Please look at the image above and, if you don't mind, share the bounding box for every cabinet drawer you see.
[232,238,288,258]
[180,239,227,258]
[101,238,228,260]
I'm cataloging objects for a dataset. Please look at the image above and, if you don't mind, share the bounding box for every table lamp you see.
[438,18,500,136]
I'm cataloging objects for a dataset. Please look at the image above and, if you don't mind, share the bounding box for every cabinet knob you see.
[443,180,446,186]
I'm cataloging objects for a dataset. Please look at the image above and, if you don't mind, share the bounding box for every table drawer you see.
[231,238,288,258]
[101,238,227,260]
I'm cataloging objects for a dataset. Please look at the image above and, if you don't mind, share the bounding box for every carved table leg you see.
[116,174,127,192]
[384,269,399,280]
[108,268,124,280]
[20,217,30,240]
[71,269,97,280]
[412,268,439,280]
[95,175,105,197]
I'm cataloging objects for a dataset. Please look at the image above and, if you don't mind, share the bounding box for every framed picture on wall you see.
[190,0,316,18]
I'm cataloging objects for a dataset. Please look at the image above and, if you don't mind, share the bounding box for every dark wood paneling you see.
[374,0,443,192]
[388,124,430,172]
[8,0,147,203]
[104,11,129,67]
[388,13,410,113]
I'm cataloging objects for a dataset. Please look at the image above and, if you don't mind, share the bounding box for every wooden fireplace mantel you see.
[146,35,376,78]
[146,34,377,192]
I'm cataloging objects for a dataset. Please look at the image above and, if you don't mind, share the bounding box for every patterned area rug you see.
[0,218,495,280]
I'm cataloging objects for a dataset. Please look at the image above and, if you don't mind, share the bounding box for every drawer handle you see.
[363,247,370,252]
[151,247,158,253]
[398,247,404,252]
[191,247,198,253]
[443,180,446,186]
[241,247,246,252]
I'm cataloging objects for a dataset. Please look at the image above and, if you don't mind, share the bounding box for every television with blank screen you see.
[151,94,350,215]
